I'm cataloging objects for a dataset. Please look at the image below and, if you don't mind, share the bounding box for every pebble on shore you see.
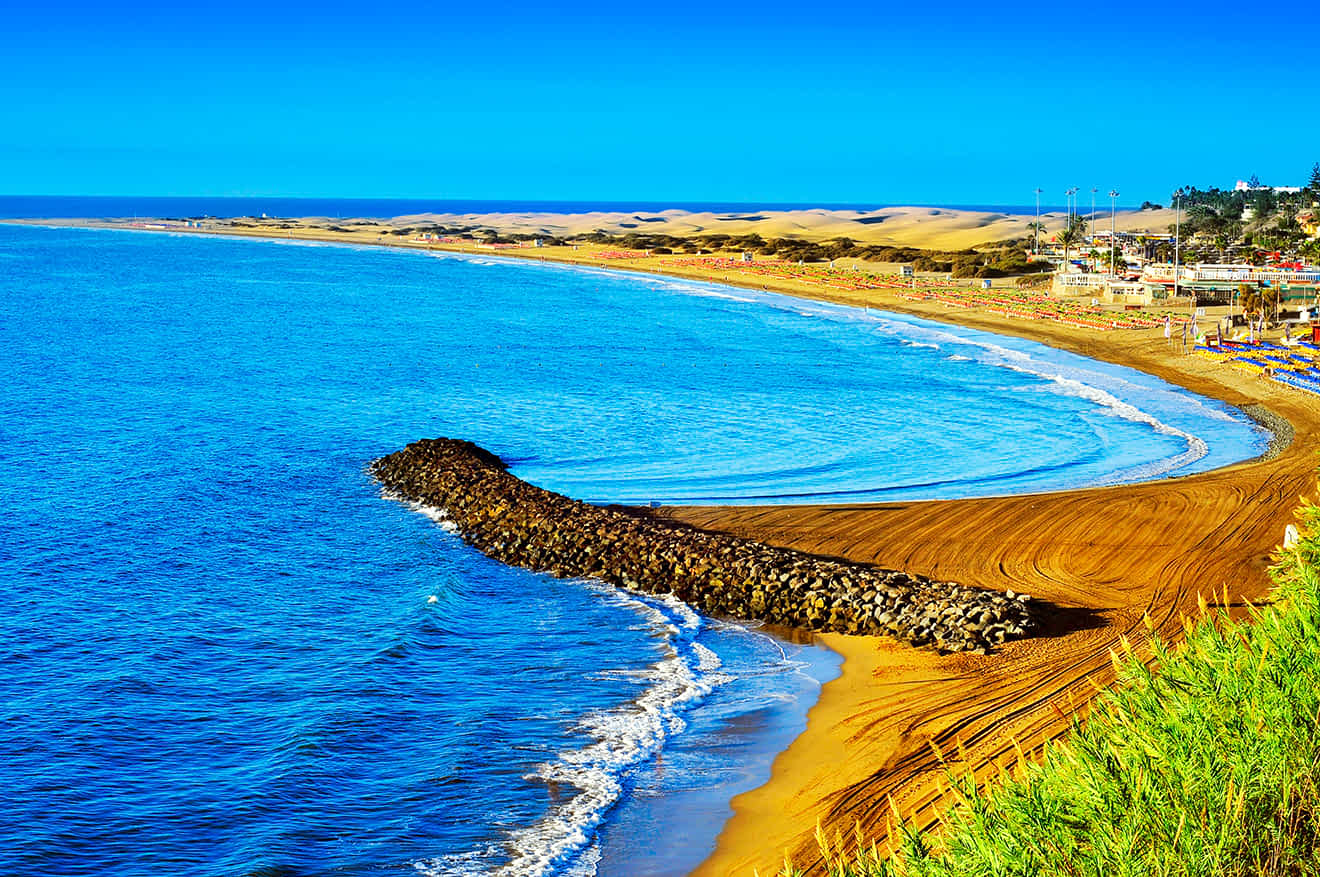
[372,438,1037,654]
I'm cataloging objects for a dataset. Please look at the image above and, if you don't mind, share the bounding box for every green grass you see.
[784,495,1320,877]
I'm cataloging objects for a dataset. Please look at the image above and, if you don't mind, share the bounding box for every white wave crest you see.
[1054,374,1207,475]
[412,587,729,877]
[378,485,461,533]
[867,314,1212,479]
[412,847,502,877]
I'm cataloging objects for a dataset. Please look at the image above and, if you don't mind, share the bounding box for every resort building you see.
[1234,180,1303,194]
[1054,262,1320,306]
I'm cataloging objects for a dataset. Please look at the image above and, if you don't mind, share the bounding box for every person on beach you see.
[1164,314,1172,347]
[1181,321,1189,353]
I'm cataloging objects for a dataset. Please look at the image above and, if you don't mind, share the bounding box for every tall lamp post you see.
[1066,187,1078,225]
[1109,190,1119,276]
[1174,188,1185,310]
[1090,186,1098,233]
[1033,187,1043,254]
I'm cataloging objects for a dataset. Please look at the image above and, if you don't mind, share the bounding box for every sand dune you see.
[388,206,1181,250]
[16,205,1181,252]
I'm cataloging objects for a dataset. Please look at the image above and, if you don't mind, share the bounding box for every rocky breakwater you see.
[372,438,1037,653]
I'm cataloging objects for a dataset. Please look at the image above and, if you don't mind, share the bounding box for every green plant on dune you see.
[779,493,1320,877]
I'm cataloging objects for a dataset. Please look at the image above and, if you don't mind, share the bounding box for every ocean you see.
[0,224,1268,876]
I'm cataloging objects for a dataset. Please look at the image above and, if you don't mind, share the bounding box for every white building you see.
[1234,180,1303,194]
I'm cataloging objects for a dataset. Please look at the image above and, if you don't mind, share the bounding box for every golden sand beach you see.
[14,211,1318,875]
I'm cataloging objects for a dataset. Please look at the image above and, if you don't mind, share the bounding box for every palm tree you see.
[1056,224,1079,267]
[1056,216,1088,269]
[1096,247,1123,274]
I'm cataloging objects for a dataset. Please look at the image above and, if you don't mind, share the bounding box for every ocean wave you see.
[866,314,1213,479]
[413,589,729,877]
[383,487,460,534]
[409,847,502,877]
[990,361,1207,479]
[658,284,759,304]
[1025,372,1206,472]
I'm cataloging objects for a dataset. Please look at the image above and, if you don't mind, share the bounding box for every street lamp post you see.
[1109,190,1119,276]
[1174,188,1185,310]
[1091,186,1098,235]
[1063,187,1079,271]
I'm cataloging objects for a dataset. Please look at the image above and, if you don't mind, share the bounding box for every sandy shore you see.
[11,216,1320,874]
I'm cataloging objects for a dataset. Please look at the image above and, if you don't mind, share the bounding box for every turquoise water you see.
[0,224,1268,876]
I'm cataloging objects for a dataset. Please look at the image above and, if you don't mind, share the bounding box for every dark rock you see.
[371,438,1037,653]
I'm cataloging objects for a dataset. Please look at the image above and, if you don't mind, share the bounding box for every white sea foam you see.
[1021,371,1209,478]
[380,481,731,877]
[559,842,601,877]
[379,485,460,534]
[412,847,502,876]
[407,501,459,534]
[980,353,1210,477]
[427,585,730,877]
[866,314,1215,479]
[667,285,759,304]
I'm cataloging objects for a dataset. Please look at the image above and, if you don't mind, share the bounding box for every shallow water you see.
[0,225,1267,876]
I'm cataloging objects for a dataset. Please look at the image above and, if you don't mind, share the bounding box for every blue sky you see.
[2,0,1316,206]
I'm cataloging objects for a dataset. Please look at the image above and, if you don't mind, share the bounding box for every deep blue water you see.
[0,195,1067,220]
[0,224,1267,876]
